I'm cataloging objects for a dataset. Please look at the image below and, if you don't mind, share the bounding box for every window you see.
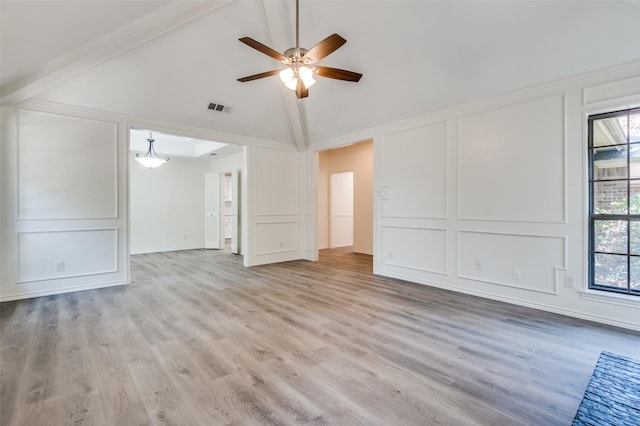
[588,107,640,296]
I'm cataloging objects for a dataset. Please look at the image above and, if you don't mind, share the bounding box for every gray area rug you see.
[572,351,640,425]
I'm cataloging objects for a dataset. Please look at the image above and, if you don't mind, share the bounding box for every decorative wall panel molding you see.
[458,94,566,223]
[379,122,447,219]
[254,222,298,255]
[254,146,298,217]
[380,225,447,275]
[17,228,118,283]
[17,110,118,220]
[457,230,566,294]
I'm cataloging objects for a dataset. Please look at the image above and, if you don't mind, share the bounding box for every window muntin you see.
[589,108,640,296]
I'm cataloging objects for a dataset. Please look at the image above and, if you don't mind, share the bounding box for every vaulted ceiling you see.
[3,0,640,150]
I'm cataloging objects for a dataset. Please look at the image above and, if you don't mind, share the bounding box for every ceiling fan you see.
[237,0,362,99]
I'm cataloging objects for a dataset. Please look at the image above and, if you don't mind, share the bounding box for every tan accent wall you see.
[317,140,373,254]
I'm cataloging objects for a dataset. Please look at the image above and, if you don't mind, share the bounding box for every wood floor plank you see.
[20,296,60,406]
[86,344,151,426]
[221,358,324,424]
[127,356,200,425]
[49,293,107,426]
[262,355,377,425]
[149,340,234,424]
[2,247,640,425]
[0,299,39,426]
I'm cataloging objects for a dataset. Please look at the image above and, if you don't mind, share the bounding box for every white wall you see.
[130,153,209,254]
[308,60,640,331]
[245,144,303,266]
[1,106,128,301]
[208,151,243,174]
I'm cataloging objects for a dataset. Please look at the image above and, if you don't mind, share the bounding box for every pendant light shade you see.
[135,132,169,169]
[285,76,298,90]
[279,67,294,83]
[298,66,315,88]
[279,65,316,91]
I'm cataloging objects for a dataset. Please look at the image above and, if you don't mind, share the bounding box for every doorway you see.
[129,128,243,257]
[317,140,373,260]
[223,171,240,253]
[205,173,224,249]
[205,170,240,254]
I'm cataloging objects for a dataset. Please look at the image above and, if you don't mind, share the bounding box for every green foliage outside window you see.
[589,108,640,295]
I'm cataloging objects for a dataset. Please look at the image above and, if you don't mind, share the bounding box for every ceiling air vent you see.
[208,102,232,113]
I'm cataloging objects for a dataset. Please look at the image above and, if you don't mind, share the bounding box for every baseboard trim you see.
[377,270,640,332]
[131,246,206,255]
[353,248,373,255]
[0,280,127,302]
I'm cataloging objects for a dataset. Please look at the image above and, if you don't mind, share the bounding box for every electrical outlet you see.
[388,251,394,260]
[56,261,65,272]
[474,260,483,271]
[564,276,575,289]
[183,234,188,240]
[280,241,284,248]
[511,268,521,280]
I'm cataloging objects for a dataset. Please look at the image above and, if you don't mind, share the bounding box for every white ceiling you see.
[3,0,640,149]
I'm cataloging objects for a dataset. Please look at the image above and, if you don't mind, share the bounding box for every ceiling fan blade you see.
[296,79,309,99]
[301,33,346,64]
[237,70,281,82]
[239,37,287,62]
[315,66,362,82]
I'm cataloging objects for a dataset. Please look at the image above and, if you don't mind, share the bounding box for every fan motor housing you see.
[283,47,309,63]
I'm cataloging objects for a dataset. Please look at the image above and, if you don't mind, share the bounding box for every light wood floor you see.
[2,248,640,425]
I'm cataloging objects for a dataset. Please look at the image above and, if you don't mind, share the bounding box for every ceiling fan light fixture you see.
[299,66,313,80]
[285,77,299,91]
[302,76,316,89]
[279,67,294,83]
[299,66,316,88]
[237,0,362,99]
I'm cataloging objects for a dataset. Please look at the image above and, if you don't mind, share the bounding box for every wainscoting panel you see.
[17,109,118,220]
[254,146,298,217]
[381,226,447,275]
[254,221,298,255]
[458,230,565,294]
[458,94,566,223]
[17,229,118,283]
[379,122,447,219]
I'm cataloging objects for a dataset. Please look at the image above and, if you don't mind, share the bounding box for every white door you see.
[231,169,240,254]
[330,171,354,248]
[205,173,224,249]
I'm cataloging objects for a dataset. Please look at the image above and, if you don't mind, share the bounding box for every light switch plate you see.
[377,187,389,200]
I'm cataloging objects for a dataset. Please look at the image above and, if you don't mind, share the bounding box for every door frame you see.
[205,173,224,249]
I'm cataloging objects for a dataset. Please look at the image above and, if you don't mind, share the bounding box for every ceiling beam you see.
[261,0,308,152]
[0,0,233,106]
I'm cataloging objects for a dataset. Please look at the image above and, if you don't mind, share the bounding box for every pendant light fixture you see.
[135,132,169,169]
